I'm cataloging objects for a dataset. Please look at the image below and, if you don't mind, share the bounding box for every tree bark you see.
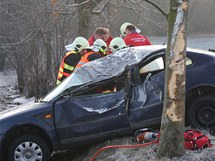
[0,51,6,71]
[75,0,102,37]
[157,0,189,159]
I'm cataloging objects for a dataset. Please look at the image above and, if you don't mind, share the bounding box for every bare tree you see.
[157,0,189,159]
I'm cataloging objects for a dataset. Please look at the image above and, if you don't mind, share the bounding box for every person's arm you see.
[64,54,81,73]
[88,53,101,61]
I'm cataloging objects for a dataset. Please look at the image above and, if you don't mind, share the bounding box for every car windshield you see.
[43,45,165,101]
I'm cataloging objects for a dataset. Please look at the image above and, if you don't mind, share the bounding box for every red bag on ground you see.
[184,130,212,150]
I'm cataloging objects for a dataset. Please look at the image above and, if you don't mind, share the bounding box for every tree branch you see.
[63,0,90,7]
[143,0,168,19]
[92,0,109,14]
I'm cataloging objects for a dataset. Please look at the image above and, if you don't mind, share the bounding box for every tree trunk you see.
[75,0,102,37]
[157,0,189,159]
[0,51,6,71]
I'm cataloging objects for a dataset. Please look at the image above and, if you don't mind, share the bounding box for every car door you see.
[54,72,131,148]
[128,53,166,129]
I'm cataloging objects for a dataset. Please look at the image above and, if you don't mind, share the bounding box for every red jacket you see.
[124,32,152,47]
[88,35,113,47]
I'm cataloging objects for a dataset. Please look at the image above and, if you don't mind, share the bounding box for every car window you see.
[139,56,192,75]
[139,57,164,74]
[74,74,127,96]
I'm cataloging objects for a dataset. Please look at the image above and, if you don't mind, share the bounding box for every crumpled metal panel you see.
[130,74,162,108]
[73,90,126,115]
[54,90,128,139]
[128,72,164,124]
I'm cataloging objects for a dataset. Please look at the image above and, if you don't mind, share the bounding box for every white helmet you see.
[109,37,127,53]
[91,39,107,56]
[120,22,141,37]
[71,37,89,52]
[93,39,107,51]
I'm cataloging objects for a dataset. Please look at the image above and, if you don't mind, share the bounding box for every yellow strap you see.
[99,48,106,55]
[66,51,78,56]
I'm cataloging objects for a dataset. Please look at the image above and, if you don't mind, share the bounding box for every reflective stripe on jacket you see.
[56,51,78,85]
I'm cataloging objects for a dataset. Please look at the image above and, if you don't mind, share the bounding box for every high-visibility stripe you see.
[64,63,74,71]
[57,73,63,78]
[56,79,61,85]
[56,51,78,85]
[59,67,63,72]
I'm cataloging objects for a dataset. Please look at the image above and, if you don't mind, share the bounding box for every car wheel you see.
[187,95,215,129]
[8,135,50,161]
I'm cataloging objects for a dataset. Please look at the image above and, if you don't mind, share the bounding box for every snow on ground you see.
[150,33,215,50]
[0,70,18,111]
[0,70,35,112]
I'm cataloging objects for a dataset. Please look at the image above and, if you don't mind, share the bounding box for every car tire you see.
[187,95,215,129]
[7,135,50,161]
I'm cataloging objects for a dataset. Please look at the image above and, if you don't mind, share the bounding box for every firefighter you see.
[120,22,151,47]
[76,39,107,68]
[56,37,89,85]
[109,37,127,53]
[120,22,141,38]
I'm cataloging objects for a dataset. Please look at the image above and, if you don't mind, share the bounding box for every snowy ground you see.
[150,33,215,50]
[0,34,214,161]
[0,70,35,112]
[0,70,19,111]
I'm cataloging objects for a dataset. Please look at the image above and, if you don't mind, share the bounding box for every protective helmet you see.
[109,37,127,53]
[120,22,141,37]
[71,37,89,52]
[93,39,107,50]
[90,39,107,56]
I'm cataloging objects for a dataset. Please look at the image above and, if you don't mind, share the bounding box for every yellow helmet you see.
[120,22,141,37]
[109,37,127,53]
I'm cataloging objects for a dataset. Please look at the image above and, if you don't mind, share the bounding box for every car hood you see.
[0,101,44,120]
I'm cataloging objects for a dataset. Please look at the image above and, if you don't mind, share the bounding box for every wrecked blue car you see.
[0,45,215,161]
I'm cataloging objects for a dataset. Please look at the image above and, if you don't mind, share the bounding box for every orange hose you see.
[90,139,158,161]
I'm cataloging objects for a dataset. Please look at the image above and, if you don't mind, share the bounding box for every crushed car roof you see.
[72,45,166,85]
[43,45,165,101]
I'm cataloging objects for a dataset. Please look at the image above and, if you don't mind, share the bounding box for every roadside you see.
[0,70,19,112]
[0,70,35,112]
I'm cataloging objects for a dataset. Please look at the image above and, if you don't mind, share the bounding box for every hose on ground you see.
[90,139,158,161]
